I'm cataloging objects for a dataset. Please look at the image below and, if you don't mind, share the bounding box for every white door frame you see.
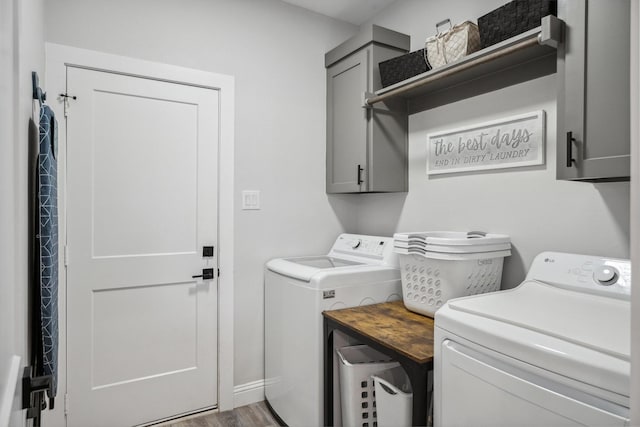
[45,43,235,425]
[630,1,639,425]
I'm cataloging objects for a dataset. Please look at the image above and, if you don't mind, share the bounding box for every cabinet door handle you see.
[357,164,364,185]
[566,132,576,168]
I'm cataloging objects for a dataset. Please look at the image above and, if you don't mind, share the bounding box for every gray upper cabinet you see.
[326,26,409,193]
[557,0,630,181]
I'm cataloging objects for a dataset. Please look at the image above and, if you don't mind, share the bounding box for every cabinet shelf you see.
[365,15,564,114]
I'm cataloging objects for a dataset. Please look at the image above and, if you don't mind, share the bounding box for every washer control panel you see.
[526,251,630,299]
[329,234,396,264]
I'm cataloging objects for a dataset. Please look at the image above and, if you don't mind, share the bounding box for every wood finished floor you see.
[164,402,280,427]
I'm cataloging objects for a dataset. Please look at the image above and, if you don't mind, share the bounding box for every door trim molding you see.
[630,1,639,424]
[45,43,235,423]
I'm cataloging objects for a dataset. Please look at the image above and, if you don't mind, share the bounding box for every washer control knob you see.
[351,239,362,249]
[593,266,618,286]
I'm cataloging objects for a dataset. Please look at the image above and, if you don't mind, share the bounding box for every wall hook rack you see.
[31,71,46,103]
[22,367,53,426]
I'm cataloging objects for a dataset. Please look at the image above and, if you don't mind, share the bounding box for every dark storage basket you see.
[379,49,431,88]
[478,0,557,49]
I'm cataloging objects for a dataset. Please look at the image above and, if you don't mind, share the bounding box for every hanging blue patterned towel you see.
[38,104,58,399]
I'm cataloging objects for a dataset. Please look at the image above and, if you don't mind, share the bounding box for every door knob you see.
[192,268,214,280]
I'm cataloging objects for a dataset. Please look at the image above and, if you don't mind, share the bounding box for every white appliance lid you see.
[285,256,362,269]
[266,256,364,282]
[447,280,630,360]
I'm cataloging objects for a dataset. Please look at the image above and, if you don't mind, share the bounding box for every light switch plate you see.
[242,190,260,210]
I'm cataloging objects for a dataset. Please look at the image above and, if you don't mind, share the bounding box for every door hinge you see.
[217,268,220,278]
[64,393,69,415]
[64,245,69,266]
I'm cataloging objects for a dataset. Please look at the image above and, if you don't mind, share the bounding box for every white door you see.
[65,66,219,427]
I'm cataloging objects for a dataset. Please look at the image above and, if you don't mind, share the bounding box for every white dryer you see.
[265,234,402,427]
[434,251,631,427]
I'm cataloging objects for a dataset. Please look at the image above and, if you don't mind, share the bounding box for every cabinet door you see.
[326,49,369,193]
[558,0,630,181]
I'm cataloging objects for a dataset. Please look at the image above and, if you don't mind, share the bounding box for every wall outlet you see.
[242,190,260,210]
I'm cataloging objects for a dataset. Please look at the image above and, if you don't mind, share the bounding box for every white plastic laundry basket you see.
[372,366,413,427]
[393,231,511,254]
[337,345,399,427]
[394,232,511,317]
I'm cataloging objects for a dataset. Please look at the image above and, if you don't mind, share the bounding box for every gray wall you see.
[43,0,358,389]
[0,0,44,425]
[355,0,630,288]
[0,0,18,421]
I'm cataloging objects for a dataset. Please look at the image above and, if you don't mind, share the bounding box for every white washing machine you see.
[434,251,631,427]
[265,234,402,427]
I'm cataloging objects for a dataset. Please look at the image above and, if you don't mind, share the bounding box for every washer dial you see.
[593,265,618,286]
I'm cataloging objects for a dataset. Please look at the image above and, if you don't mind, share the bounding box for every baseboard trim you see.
[233,379,265,408]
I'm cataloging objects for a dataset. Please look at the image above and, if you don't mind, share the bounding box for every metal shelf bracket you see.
[362,91,375,108]
[539,14,564,48]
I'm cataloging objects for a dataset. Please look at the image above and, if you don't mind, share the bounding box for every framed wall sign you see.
[426,110,546,175]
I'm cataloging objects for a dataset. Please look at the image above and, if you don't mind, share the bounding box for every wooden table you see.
[323,300,435,426]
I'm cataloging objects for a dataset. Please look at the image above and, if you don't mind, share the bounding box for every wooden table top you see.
[323,300,435,364]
